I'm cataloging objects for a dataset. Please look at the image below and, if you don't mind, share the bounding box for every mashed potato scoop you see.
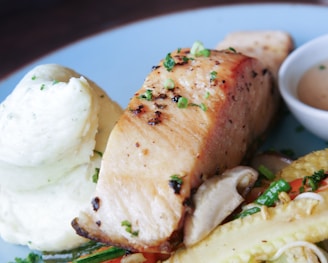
[0,64,122,251]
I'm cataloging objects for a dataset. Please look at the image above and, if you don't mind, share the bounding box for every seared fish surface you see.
[72,31,292,253]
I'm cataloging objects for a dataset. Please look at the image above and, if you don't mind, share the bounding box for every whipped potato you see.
[0,64,123,251]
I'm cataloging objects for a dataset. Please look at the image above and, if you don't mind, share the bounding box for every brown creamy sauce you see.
[297,61,328,110]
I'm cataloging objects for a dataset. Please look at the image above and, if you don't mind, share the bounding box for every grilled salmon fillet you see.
[72,32,293,253]
[216,30,294,79]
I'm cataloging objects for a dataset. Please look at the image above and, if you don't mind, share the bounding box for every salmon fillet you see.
[72,32,292,253]
[216,30,294,79]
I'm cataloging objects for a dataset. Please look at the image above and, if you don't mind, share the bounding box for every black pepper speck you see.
[92,197,100,211]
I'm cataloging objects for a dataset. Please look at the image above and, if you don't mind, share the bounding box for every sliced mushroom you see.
[183,166,258,247]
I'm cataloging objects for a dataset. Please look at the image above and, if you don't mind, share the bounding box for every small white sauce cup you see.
[278,34,328,141]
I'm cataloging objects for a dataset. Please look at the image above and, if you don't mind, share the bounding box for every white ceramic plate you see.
[1,3,328,262]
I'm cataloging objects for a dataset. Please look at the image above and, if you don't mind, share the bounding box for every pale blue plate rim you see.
[1,3,327,262]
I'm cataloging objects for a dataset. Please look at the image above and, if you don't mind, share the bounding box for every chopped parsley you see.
[52,80,59,85]
[300,169,328,192]
[31,75,37,80]
[163,53,176,72]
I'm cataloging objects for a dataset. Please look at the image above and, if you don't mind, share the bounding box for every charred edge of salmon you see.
[71,217,183,253]
[71,218,104,243]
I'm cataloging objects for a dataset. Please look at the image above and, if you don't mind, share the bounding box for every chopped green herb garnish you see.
[204,91,210,99]
[52,79,59,85]
[92,168,100,183]
[301,169,327,192]
[10,252,42,263]
[190,41,210,57]
[190,102,207,111]
[40,84,46,90]
[200,103,207,111]
[169,174,183,194]
[210,71,218,81]
[228,47,237,53]
[170,174,183,185]
[258,164,275,181]
[121,220,131,227]
[319,64,326,70]
[177,96,188,108]
[139,89,153,101]
[121,220,139,237]
[177,48,181,53]
[31,75,37,80]
[199,49,210,57]
[164,78,175,89]
[182,56,193,63]
[163,53,176,72]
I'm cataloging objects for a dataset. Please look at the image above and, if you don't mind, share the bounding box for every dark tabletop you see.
[0,0,324,80]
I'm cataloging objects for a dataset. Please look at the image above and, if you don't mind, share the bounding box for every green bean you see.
[255,179,291,206]
[234,206,261,219]
[72,246,126,263]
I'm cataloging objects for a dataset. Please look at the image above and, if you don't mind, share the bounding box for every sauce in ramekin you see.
[298,61,328,111]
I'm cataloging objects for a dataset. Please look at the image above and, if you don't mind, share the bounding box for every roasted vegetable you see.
[165,149,328,262]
